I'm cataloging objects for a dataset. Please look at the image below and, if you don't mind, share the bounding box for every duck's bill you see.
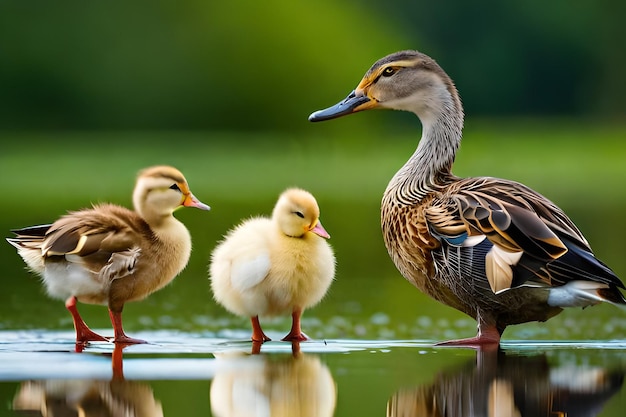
[183,193,211,211]
[308,90,374,122]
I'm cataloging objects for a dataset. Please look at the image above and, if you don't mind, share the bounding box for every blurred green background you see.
[1,0,625,341]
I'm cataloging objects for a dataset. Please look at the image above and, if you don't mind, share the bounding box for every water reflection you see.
[210,342,337,417]
[11,344,164,416]
[387,350,624,417]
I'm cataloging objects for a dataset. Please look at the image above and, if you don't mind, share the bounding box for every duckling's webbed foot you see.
[65,296,109,344]
[281,309,308,342]
[108,309,147,344]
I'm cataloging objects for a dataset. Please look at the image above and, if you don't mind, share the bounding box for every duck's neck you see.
[385,99,464,204]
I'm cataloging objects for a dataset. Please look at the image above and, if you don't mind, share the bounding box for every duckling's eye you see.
[169,184,181,191]
[294,211,305,219]
[382,67,396,77]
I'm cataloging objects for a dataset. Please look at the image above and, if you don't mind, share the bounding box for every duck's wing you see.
[42,204,145,280]
[426,177,624,295]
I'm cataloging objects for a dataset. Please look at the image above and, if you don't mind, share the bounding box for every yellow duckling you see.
[209,188,335,342]
[7,165,210,345]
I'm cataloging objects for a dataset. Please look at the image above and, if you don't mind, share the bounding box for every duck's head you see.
[308,50,461,123]
[272,188,330,239]
[133,165,210,222]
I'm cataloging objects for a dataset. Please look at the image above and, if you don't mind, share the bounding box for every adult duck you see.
[309,50,625,346]
[7,165,210,345]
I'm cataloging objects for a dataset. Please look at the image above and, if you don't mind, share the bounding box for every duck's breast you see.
[381,197,438,289]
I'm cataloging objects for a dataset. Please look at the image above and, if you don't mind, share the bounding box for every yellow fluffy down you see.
[210,216,335,318]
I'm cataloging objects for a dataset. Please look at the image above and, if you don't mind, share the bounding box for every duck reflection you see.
[12,344,163,417]
[210,342,337,417]
[387,350,624,417]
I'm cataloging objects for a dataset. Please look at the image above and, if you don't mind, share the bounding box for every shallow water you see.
[0,330,624,417]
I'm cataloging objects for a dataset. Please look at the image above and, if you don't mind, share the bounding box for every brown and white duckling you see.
[309,50,625,346]
[209,188,335,342]
[7,165,210,345]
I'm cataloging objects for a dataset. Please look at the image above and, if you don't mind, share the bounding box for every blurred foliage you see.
[353,0,626,118]
[0,0,404,132]
[0,1,624,133]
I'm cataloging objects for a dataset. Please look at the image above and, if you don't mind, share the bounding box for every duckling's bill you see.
[311,221,330,239]
[183,193,211,210]
[308,90,376,122]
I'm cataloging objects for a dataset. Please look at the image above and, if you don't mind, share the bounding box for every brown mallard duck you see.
[309,50,625,346]
[7,165,210,345]
[209,188,335,343]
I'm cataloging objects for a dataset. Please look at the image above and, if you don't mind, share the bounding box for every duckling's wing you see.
[42,205,143,279]
[99,248,142,281]
[230,252,271,292]
[426,177,623,295]
[6,224,52,250]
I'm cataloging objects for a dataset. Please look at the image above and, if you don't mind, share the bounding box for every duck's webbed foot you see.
[436,320,501,350]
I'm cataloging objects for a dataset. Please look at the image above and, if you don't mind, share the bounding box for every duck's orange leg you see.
[282,308,308,342]
[251,316,271,342]
[108,309,147,344]
[435,323,501,350]
[65,296,108,344]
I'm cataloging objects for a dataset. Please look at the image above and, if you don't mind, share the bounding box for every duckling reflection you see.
[210,343,336,417]
[387,350,624,417]
[12,344,163,417]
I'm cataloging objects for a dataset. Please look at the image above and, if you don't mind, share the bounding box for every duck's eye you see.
[382,67,396,77]
[169,184,181,191]
[294,211,305,219]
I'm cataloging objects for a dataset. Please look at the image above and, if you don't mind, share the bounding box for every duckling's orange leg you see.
[108,309,147,344]
[282,309,308,342]
[251,316,271,342]
[65,296,108,344]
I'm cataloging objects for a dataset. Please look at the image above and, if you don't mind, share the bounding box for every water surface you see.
[0,330,624,416]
